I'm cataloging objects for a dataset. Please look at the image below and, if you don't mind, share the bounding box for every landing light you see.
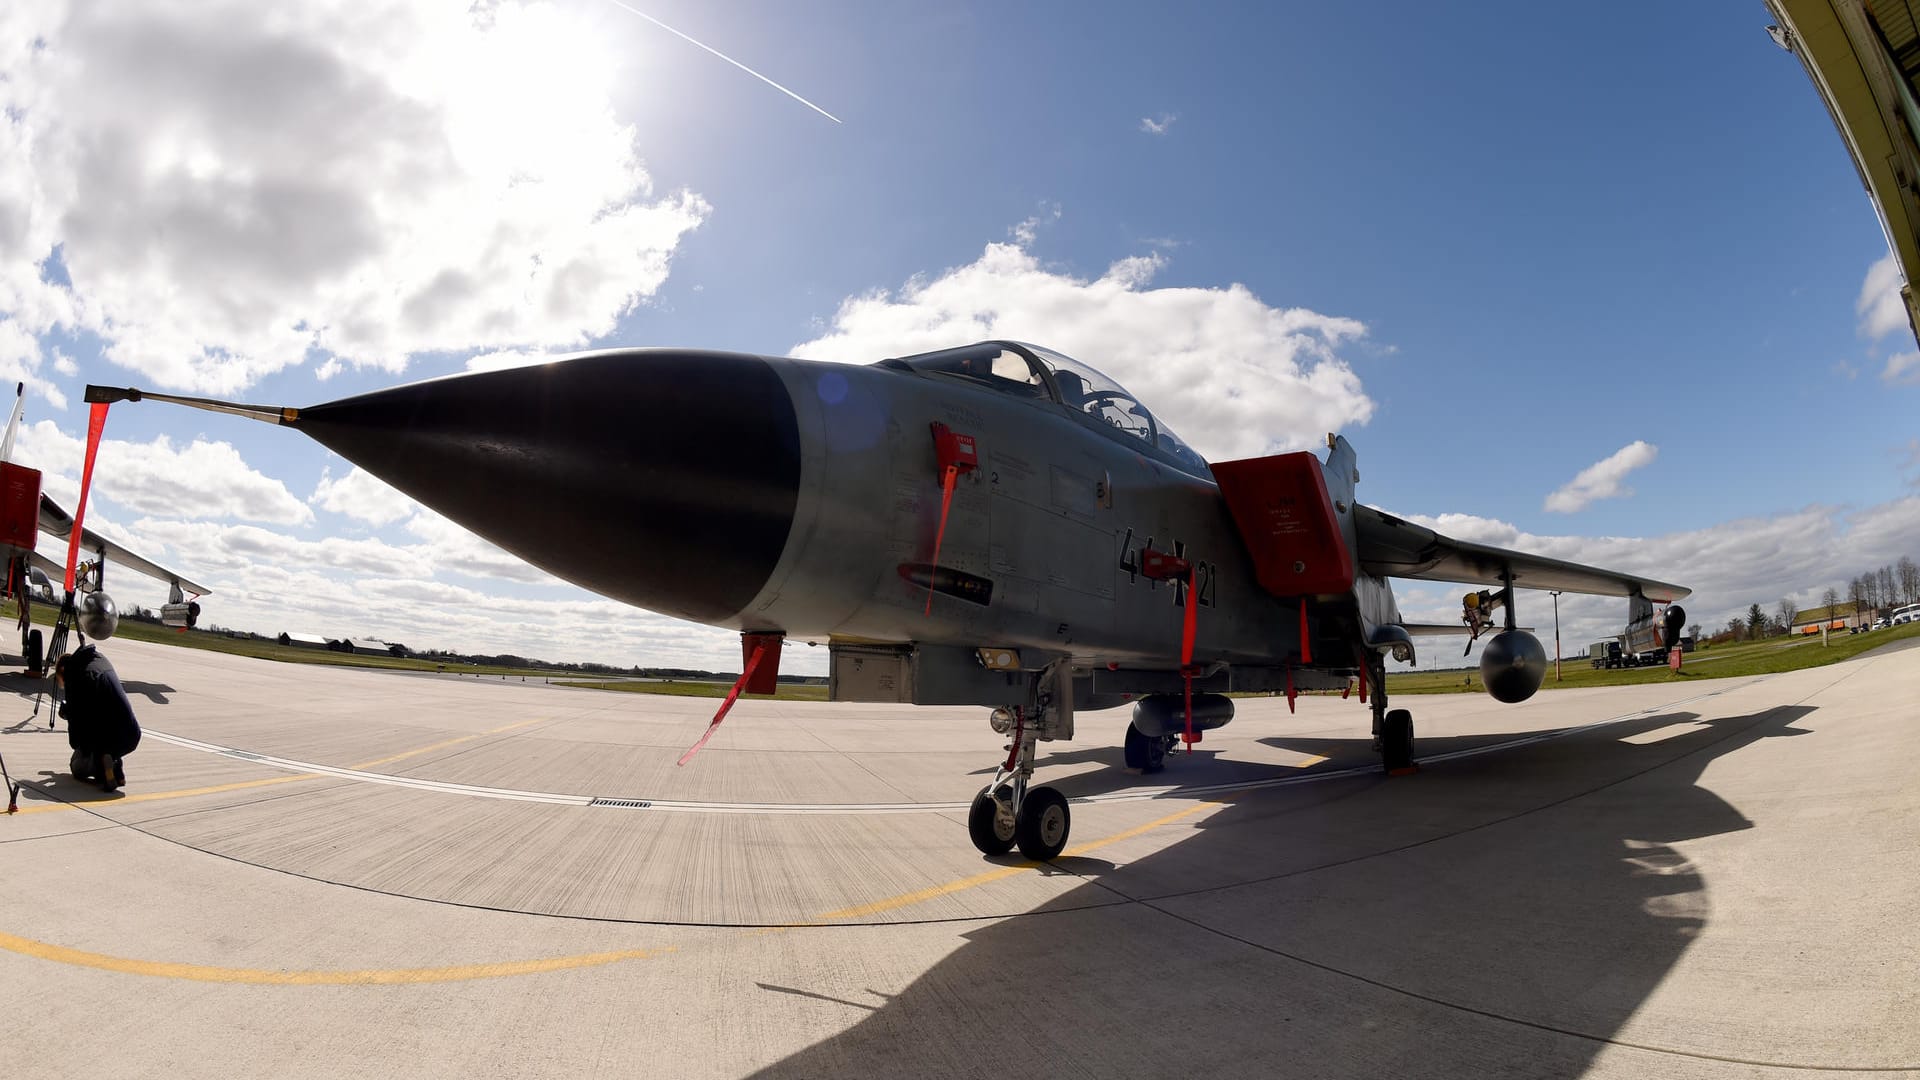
[976,648,1020,671]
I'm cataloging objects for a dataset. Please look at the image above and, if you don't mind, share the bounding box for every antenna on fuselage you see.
[0,383,23,463]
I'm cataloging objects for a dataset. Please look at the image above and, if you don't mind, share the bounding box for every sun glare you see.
[406,3,631,192]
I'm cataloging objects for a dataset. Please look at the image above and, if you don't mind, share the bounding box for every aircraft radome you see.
[87,341,1689,859]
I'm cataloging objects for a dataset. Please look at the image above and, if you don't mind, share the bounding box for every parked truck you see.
[1589,636,1689,670]
[1588,640,1625,669]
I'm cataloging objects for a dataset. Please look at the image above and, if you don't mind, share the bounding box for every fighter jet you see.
[87,341,1688,859]
[0,384,209,677]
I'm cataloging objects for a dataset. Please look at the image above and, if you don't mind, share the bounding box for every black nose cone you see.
[297,350,801,625]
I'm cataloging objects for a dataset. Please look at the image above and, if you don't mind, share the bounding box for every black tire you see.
[967,786,1016,856]
[1015,786,1071,861]
[1123,722,1168,773]
[1381,709,1414,771]
[24,628,41,675]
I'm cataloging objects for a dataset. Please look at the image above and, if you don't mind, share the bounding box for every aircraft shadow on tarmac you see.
[969,742,1226,790]
[1255,727,1588,762]
[971,726,1535,801]
[0,675,169,737]
[0,671,49,695]
[119,681,174,705]
[752,705,1818,1080]
[0,672,172,705]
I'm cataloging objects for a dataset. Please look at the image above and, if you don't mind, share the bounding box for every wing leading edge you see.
[36,494,211,596]
[1353,505,1688,603]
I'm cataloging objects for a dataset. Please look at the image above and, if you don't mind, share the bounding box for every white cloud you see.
[790,237,1373,460]
[0,0,708,394]
[1884,350,1920,385]
[13,419,311,524]
[403,507,557,585]
[310,466,416,527]
[1008,204,1062,247]
[1544,441,1658,513]
[0,319,66,410]
[133,517,416,578]
[111,518,742,667]
[1139,113,1176,135]
[1857,252,1909,341]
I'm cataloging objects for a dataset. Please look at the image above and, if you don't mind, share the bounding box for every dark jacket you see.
[62,645,141,758]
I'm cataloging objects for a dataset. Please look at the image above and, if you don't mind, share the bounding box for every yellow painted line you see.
[10,718,549,816]
[5,739,1225,985]
[0,929,668,985]
[812,798,1225,922]
[1294,754,1328,768]
[11,773,321,816]
[348,718,545,770]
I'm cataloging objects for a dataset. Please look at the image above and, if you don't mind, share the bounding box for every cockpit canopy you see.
[881,341,1208,474]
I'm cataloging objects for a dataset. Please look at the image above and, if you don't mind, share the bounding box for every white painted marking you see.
[139,681,1758,816]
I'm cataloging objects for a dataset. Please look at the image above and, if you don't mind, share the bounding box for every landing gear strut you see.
[1368,652,1416,774]
[968,705,1072,860]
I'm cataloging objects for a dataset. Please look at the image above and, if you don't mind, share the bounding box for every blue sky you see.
[1,1,1915,669]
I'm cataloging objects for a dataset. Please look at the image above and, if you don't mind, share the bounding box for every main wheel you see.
[1381,708,1414,772]
[24,628,42,675]
[1015,786,1071,861]
[967,786,1016,855]
[1123,722,1170,773]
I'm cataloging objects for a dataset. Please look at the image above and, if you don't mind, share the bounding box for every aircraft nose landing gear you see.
[969,706,1072,860]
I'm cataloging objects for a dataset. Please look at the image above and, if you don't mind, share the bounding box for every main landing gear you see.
[1123,722,1175,773]
[968,705,1072,861]
[1366,652,1416,774]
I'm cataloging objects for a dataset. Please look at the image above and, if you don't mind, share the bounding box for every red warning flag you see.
[63,402,109,592]
[1299,600,1312,664]
[1180,565,1200,747]
[924,423,978,614]
[678,640,772,766]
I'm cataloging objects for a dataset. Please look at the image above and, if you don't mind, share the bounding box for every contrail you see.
[603,0,842,124]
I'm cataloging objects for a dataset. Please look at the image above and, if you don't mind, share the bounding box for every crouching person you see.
[55,645,140,792]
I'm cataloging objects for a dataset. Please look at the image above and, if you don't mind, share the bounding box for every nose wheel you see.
[968,785,1016,855]
[968,707,1073,860]
[968,781,1072,860]
[1015,787,1070,860]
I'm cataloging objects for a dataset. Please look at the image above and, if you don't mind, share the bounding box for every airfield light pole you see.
[1551,590,1563,682]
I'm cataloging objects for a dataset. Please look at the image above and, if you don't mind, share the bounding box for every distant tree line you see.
[406,647,798,682]
[1846,557,1919,618]
[1712,555,1919,644]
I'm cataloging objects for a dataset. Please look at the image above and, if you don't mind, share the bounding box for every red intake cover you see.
[930,422,978,473]
[0,462,40,556]
[742,632,783,696]
[1211,451,1353,597]
[1139,547,1191,581]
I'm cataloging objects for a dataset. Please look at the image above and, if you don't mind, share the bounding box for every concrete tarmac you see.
[2,637,1915,1078]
